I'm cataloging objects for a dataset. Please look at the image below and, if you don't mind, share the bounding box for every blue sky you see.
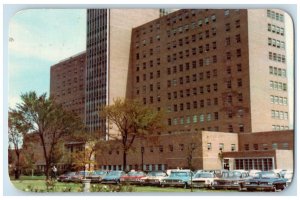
[8,9,86,108]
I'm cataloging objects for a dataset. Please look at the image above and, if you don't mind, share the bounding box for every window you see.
[237,79,242,87]
[236,49,241,57]
[272,143,278,149]
[219,143,224,151]
[263,144,268,150]
[207,143,212,150]
[235,20,240,28]
[231,144,236,151]
[169,145,173,152]
[159,145,163,153]
[282,143,289,149]
[179,144,184,151]
[224,9,229,16]
[253,144,258,150]
[244,144,249,151]
[211,15,216,22]
[225,23,230,31]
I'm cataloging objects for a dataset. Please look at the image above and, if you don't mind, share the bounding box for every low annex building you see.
[96,130,293,171]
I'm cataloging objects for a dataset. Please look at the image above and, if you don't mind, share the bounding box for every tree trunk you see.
[16,152,20,179]
[123,150,127,172]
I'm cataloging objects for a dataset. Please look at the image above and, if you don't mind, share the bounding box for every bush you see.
[90,184,135,192]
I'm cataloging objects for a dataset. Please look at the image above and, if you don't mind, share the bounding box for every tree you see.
[8,111,30,179]
[101,98,164,171]
[10,91,83,179]
[69,131,100,172]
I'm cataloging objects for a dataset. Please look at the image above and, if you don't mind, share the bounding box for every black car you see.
[244,171,288,192]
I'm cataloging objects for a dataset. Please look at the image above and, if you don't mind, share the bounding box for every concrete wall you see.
[247,9,289,132]
[275,150,293,170]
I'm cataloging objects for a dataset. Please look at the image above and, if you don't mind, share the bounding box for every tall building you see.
[50,51,86,120]
[130,9,289,135]
[85,9,160,138]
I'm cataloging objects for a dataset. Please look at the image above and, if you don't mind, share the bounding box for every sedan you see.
[161,170,193,188]
[101,170,125,184]
[86,170,108,183]
[120,171,147,185]
[212,170,250,191]
[191,172,217,188]
[244,171,288,191]
[139,171,168,186]
[57,172,76,182]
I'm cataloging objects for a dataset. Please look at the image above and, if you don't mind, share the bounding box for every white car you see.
[191,172,217,188]
[139,171,168,186]
[283,170,293,186]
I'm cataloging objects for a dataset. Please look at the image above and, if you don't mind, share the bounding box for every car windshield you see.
[95,171,106,175]
[148,172,166,177]
[78,171,89,175]
[66,172,76,176]
[194,173,214,178]
[222,171,242,178]
[255,172,279,179]
[108,171,121,176]
[170,172,190,177]
[128,171,144,176]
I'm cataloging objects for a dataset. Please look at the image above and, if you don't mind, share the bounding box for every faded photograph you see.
[8,8,294,193]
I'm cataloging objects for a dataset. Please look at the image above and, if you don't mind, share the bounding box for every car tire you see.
[161,184,165,188]
[272,185,277,192]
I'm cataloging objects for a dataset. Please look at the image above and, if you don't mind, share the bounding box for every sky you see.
[8,9,86,108]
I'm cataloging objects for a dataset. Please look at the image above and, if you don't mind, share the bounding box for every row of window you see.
[244,142,289,151]
[267,10,284,22]
[268,37,285,49]
[168,112,220,126]
[272,125,289,131]
[269,81,287,91]
[167,40,218,53]
[136,71,161,82]
[167,51,218,63]
[167,98,221,111]
[271,110,289,120]
[267,23,285,36]
[269,66,287,77]
[270,95,288,105]
[268,52,286,63]
[235,158,274,171]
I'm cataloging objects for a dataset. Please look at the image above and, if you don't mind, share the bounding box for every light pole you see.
[141,147,144,171]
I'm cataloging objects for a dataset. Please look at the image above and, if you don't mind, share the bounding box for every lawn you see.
[10,176,233,193]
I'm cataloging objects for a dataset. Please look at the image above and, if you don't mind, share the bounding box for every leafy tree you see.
[10,91,83,179]
[101,98,164,171]
[8,111,30,179]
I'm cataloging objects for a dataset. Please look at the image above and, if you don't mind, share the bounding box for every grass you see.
[9,176,234,193]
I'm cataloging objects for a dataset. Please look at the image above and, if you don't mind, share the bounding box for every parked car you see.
[249,170,262,177]
[70,171,91,182]
[283,170,293,187]
[57,172,76,182]
[101,170,125,184]
[120,171,147,184]
[139,171,168,186]
[161,170,193,188]
[244,171,288,191]
[212,170,250,191]
[191,171,217,188]
[86,170,108,183]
